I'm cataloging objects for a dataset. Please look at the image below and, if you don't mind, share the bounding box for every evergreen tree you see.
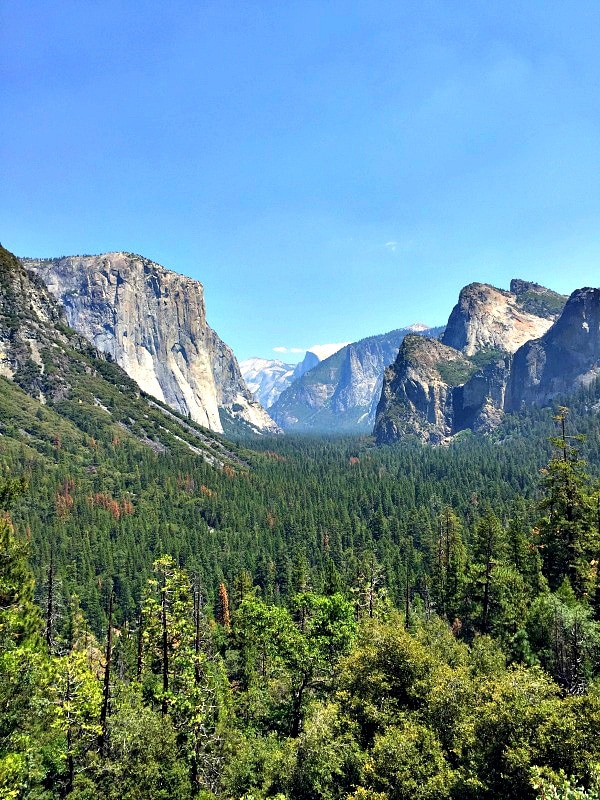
[466,507,508,635]
[539,408,598,599]
[430,507,466,624]
[141,556,228,793]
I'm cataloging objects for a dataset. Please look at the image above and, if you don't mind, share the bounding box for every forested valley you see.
[3,373,600,799]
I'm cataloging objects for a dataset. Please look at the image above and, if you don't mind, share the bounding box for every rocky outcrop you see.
[506,288,600,411]
[373,335,474,444]
[270,327,443,434]
[22,252,279,434]
[0,244,71,400]
[441,280,566,356]
[452,357,511,434]
[374,283,599,445]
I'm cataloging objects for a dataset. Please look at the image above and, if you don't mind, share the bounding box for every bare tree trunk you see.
[136,607,143,679]
[161,579,169,717]
[98,592,113,756]
[45,547,54,651]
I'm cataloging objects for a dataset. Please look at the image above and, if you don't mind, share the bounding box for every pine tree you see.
[538,408,597,598]
[467,508,507,634]
[141,557,227,792]
[431,507,466,624]
[0,474,55,796]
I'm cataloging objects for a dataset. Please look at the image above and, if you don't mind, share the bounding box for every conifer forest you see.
[5,3,600,798]
[3,370,600,799]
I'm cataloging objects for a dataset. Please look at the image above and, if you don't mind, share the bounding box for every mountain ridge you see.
[269,325,444,433]
[21,252,280,436]
[373,279,600,445]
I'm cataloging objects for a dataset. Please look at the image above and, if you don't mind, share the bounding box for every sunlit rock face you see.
[506,287,600,411]
[373,280,581,446]
[269,327,443,434]
[373,335,474,445]
[23,252,280,434]
[441,280,566,356]
[374,281,600,444]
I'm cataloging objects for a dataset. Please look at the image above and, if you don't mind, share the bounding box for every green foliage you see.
[436,358,477,386]
[469,347,507,370]
[538,409,599,597]
[141,556,229,793]
[532,767,600,799]
[80,685,192,800]
[527,588,600,694]
[362,717,455,799]
[4,318,600,798]
[338,614,433,745]
[276,702,361,800]
[431,507,466,623]
[515,289,568,319]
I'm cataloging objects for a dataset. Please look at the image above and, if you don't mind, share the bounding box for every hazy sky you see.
[2,1,600,363]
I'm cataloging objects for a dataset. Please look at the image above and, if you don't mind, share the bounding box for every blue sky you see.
[2,1,600,363]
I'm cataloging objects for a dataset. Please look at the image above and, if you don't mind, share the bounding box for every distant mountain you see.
[240,357,296,409]
[269,326,443,433]
[21,252,280,435]
[294,342,351,375]
[374,279,577,445]
[240,343,349,409]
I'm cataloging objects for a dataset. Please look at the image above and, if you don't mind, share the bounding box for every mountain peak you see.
[441,279,566,356]
[510,278,550,295]
[306,342,350,361]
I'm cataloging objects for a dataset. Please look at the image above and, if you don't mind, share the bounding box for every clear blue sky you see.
[2,1,600,363]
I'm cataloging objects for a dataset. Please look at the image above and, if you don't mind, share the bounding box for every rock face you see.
[0,245,70,400]
[269,327,443,433]
[452,358,511,434]
[506,288,600,411]
[0,244,247,465]
[441,280,566,356]
[372,279,597,446]
[240,344,349,410]
[22,253,280,435]
[373,335,475,444]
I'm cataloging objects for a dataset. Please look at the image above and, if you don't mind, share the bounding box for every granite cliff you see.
[22,252,279,435]
[373,335,474,444]
[374,279,575,445]
[441,280,566,355]
[0,244,246,466]
[269,326,443,434]
[506,287,600,411]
